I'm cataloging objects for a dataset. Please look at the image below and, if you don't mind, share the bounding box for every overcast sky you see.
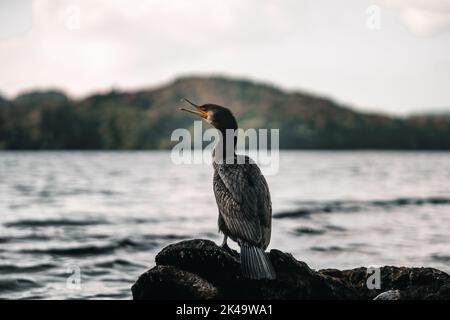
[1,0,450,115]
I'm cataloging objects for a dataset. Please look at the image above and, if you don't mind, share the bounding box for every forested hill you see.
[1,76,450,149]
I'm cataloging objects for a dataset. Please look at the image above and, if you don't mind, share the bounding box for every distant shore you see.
[2,76,450,150]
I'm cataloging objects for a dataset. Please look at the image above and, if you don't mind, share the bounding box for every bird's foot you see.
[221,242,233,254]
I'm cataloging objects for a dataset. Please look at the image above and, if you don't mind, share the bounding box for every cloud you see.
[0,0,300,97]
[379,0,450,36]
[1,0,450,114]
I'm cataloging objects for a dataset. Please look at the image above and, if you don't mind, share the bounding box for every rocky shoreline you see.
[131,239,450,300]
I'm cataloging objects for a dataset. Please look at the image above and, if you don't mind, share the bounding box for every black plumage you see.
[180,99,276,280]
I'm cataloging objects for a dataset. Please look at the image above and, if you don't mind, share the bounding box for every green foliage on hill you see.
[1,76,450,149]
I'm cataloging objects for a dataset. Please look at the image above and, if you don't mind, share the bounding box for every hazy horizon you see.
[2,73,450,118]
[1,0,450,115]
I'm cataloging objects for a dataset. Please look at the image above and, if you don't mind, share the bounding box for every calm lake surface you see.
[1,151,449,299]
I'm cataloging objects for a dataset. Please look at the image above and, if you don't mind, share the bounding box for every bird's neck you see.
[213,127,237,164]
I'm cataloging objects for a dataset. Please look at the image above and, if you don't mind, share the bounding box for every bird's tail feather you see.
[240,244,276,280]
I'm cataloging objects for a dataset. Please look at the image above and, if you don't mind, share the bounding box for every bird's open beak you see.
[179,98,208,119]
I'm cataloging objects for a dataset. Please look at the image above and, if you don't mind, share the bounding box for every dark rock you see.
[323,266,450,300]
[373,290,401,300]
[131,265,219,300]
[154,239,240,287]
[132,239,450,300]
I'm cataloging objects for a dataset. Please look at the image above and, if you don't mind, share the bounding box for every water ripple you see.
[274,196,450,219]
[4,219,109,228]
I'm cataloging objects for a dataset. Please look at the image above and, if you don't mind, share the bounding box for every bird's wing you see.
[256,170,272,248]
[214,161,269,245]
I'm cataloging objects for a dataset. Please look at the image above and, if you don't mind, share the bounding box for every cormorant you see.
[180,99,276,280]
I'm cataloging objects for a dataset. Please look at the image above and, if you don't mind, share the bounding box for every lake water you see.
[1,151,449,299]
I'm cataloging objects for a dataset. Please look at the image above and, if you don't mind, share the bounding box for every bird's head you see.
[179,98,238,131]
